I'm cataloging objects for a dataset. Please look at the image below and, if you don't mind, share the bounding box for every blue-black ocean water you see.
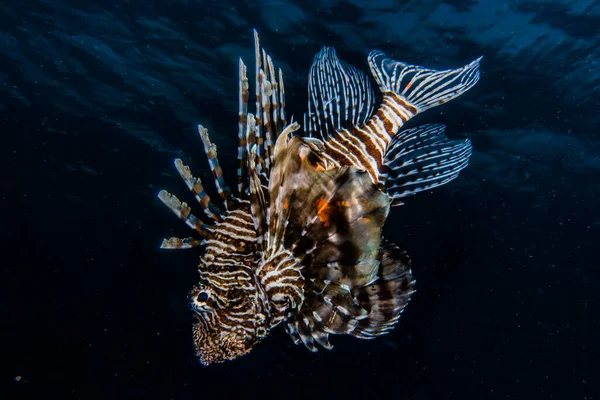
[1,0,599,399]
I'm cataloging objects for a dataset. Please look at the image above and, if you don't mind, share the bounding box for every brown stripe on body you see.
[321,123,384,185]
[317,92,417,185]
[345,124,386,161]
[376,92,417,135]
[322,137,360,169]
[327,129,370,172]
[199,203,259,270]
[326,128,380,186]
[257,251,305,318]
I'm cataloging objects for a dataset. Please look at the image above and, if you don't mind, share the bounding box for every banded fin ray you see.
[238,30,287,198]
[173,158,223,221]
[247,133,269,255]
[266,122,304,257]
[253,30,287,185]
[237,58,250,197]
[157,190,214,239]
[157,125,258,253]
[198,125,238,211]
[382,124,473,202]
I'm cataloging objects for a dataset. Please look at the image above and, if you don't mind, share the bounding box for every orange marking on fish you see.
[316,196,332,227]
[284,199,289,210]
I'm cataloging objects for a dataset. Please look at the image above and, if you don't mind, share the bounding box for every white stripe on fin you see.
[382,124,473,201]
[306,47,375,139]
[368,52,482,112]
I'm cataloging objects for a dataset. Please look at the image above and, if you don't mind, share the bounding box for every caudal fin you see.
[368,51,482,113]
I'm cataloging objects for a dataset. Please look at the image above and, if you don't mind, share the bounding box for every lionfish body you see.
[157,30,480,365]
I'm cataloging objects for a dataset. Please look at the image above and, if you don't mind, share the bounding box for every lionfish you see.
[157,30,480,365]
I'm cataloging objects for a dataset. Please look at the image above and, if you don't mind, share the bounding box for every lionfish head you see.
[188,266,270,366]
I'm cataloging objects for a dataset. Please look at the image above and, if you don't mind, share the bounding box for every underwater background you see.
[1,0,598,398]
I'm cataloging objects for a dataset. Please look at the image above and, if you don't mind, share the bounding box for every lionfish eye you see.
[196,292,209,302]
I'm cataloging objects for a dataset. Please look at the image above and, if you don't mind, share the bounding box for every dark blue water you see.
[2,1,598,398]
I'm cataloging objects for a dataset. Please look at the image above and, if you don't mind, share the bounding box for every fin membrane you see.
[306,47,375,139]
[285,242,415,349]
[350,242,415,338]
[368,51,482,112]
[382,124,472,201]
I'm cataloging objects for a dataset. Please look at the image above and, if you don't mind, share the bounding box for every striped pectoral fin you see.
[349,243,416,339]
[160,236,203,249]
[157,190,213,238]
[173,159,223,221]
[286,281,371,350]
[382,124,473,201]
[368,51,482,113]
[292,315,318,352]
[284,307,333,351]
[318,281,369,319]
[294,314,334,352]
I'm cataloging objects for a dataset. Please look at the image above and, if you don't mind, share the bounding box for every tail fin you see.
[368,51,482,112]
[301,48,480,187]
[382,124,473,203]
